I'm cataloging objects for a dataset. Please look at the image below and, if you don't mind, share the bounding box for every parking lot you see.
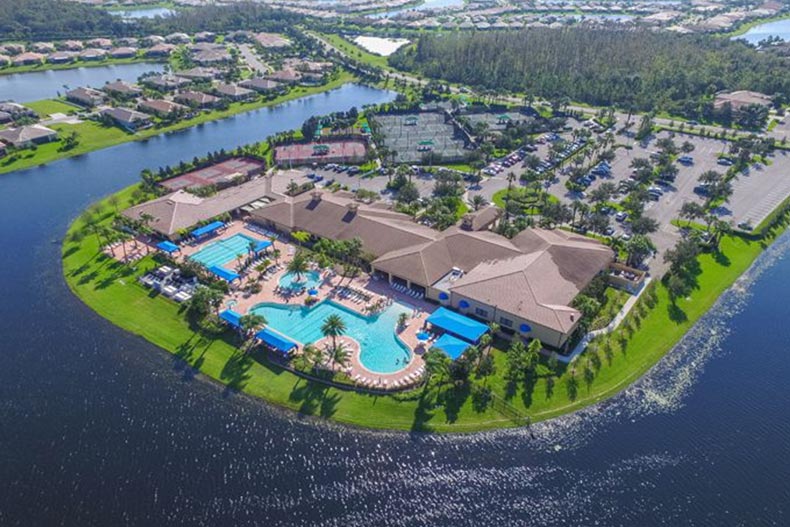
[270,165,435,199]
[724,149,790,229]
[373,112,469,164]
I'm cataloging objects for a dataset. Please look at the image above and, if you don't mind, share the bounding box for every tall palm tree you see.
[320,314,347,352]
[240,313,267,339]
[424,348,451,386]
[286,251,309,282]
[327,341,350,368]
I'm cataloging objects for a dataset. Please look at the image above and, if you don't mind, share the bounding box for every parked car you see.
[615,211,628,222]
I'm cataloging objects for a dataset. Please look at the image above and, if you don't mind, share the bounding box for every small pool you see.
[250,300,412,374]
[278,270,323,291]
[189,233,259,268]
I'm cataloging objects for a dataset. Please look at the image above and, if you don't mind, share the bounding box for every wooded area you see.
[0,0,303,40]
[391,29,790,119]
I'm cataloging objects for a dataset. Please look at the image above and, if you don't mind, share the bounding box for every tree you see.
[320,314,347,352]
[663,238,699,274]
[526,338,542,372]
[630,215,659,235]
[294,343,322,371]
[625,234,655,267]
[239,313,267,349]
[286,251,310,282]
[471,194,488,211]
[679,201,705,226]
[187,286,223,319]
[327,341,350,368]
[424,347,451,386]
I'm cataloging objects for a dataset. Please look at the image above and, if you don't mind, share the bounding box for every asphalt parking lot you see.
[724,149,790,229]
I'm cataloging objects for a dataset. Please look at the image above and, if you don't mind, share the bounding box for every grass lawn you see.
[25,99,80,116]
[440,163,475,174]
[0,71,357,175]
[492,187,559,215]
[62,181,790,432]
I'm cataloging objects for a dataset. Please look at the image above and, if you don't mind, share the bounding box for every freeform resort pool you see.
[278,270,323,291]
[189,233,259,268]
[250,300,413,374]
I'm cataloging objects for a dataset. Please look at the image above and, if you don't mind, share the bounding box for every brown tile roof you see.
[249,191,438,258]
[122,178,271,237]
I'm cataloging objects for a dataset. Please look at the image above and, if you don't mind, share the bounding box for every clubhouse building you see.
[249,190,613,349]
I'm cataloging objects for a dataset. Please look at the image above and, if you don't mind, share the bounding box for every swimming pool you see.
[250,300,412,374]
[189,233,259,268]
[278,270,323,291]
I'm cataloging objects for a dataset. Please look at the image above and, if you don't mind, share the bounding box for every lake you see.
[0,82,788,525]
[0,62,165,103]
[373,0,464,19]
[110,7,175,19]
[736,17,790,44]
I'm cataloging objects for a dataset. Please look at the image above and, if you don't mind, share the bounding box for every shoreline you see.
[0,72,358,176]
[0,57,163,77]
[61,178,790,432]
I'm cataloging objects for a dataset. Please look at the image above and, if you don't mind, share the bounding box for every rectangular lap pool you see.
[189,233,260,268]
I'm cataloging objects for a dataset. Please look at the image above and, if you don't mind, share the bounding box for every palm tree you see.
[286,251,310,282]
[471,194,487,211]
[424,347,451,386]
[294,343,322,371]
[239,313,267,338]
[320,314,347,352]
[526,338,542,372]
[327,341,350,368]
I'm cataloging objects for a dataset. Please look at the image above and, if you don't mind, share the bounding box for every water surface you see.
[0,62,164,103]
[736,17,790,44]
[0,82,788,525]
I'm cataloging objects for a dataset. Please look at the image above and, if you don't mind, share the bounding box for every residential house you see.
[66,86,106,107]
[101,107,152,132]
[31,42,56,53]
[145,43,176,58]
[109,47,138,59]
[175,91,221,109]
[0,124,58,148]
[0,102,37,120]
[142,74,191,91]
[0,54,9,67]
[239,78,283,94]
[0,44,25,55]
[177,66,221,81]
[47,51,77,64]
[165,33,191,44]
[79,48,108,61]
[138,99,188,118]
[143,35,166,46]
[266,69,302,84]
[214,83,255,102]
[86,38,114,49]
[12,52,45,66]
[101,80,143,99]
[194,32,217,42]
[60,40,84,51]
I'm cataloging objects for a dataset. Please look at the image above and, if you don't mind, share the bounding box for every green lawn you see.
[62,182,789,432]
[492,187,559,215]
[314,32,392,70]
[0,71,357,175]
[25,99,79,116]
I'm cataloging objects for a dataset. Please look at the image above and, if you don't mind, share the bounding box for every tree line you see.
[390,28,790,123]
[0,0,303,41]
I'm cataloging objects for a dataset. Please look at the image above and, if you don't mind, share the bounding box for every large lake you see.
[0,82,788,525]
[736,17,790,44]
[0,62,165,103]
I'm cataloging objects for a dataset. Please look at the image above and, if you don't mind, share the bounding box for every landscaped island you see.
[63,174,789,432]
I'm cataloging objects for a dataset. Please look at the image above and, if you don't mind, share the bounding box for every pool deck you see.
[107,221,441,390]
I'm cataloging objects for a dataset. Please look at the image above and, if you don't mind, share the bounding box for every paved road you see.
[238,44,270,75]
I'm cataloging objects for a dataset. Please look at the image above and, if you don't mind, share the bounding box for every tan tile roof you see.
[249,192,438,257]
[122,178,270,237]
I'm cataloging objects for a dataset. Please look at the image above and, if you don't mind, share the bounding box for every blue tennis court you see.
[189,233,260,268]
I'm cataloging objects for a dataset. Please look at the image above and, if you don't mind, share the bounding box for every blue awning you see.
[219,309,242,328]
[256,327,297,354]
[209,265,240,282]
[191,220,225,239]
[426,307,488,343]
[156,240,179,253]
[254,240,272,253]
[433,333,471,360]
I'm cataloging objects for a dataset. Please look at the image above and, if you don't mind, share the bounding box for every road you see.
[237,44,270,75]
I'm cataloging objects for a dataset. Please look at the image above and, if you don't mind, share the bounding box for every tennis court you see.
[373,112,470,164]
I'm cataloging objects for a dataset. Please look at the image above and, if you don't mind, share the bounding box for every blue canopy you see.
[433,333,471,360]
[209,265,240,282]
[156,240,179,253]
[191,220,225,239]
[426,307,489,343]
[254,240,272,253]
[519,323,532,333]
[256,327,297,353]
[219,309,242,328]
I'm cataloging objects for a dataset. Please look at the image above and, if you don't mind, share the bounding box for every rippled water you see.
[0,82,789,525]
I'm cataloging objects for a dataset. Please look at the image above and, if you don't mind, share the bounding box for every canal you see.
[0,83,788,525]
